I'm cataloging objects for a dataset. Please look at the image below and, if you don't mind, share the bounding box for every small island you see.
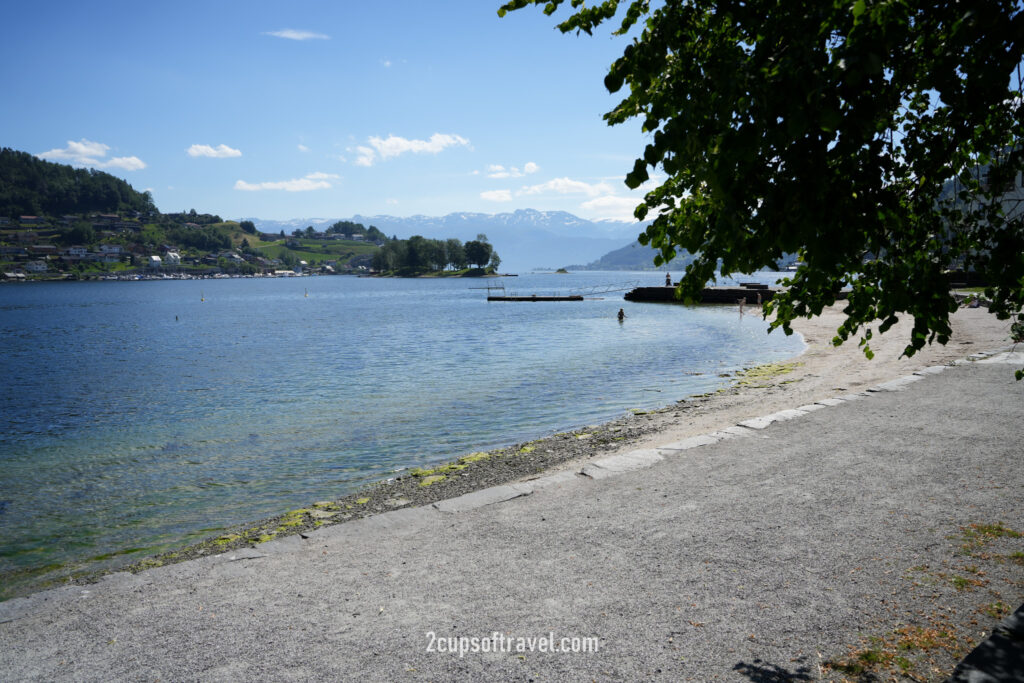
[370,233,502,277]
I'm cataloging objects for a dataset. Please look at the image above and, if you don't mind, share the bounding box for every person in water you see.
[617,308,626,322]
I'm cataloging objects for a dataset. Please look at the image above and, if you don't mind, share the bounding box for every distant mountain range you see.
[242,209,649,272]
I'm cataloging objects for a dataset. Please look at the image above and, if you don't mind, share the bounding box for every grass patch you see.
[981,601,1011,620]
[825,621,963,679]
[732,361,803,388]
[953,521,1021,556]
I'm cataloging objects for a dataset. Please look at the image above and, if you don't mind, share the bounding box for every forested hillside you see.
[0,148,156,218]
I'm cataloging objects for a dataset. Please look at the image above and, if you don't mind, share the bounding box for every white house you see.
[164,251,181,265]
[98,244,124,254]
[24,260,48,273]
[147,255,162,269]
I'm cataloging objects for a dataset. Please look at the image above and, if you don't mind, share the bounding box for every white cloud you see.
[480,189,513,202]
[580,195,643,222]
[105,156,147,171]
[234,172,338,192]
[386,198,399,205]
[382,59,392,67]
[297,144,310,152]
[519,177,614,197]
[264,29,330,41]
[485,162,539,179]
[354,146,376,167]
[37,138,146,171]
[187,143,242,158]
[354,133,470,166]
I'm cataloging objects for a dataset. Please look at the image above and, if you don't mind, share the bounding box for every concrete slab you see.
[867,374,926,392]
[521,470,580,490]
[976,350,1024,365]
[580,449,664,479]
[737,409,805,430]
[432,485,532,513]
[737,415,775,430]
[715,425,757,438]
[656,434,719,453]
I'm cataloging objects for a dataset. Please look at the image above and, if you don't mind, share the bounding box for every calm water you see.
[0,272,802,598]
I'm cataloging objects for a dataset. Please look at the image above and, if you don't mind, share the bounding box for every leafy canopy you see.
[499,0,1024,375]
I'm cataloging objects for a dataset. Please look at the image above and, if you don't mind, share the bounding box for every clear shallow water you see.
[0,271,802,597]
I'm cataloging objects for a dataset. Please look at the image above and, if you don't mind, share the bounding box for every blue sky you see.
[2,0,654,222]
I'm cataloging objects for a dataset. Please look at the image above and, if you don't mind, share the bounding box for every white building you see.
[147,255,162,269]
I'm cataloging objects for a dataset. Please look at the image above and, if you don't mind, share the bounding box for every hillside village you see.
[0,212,385,281]
[0,148,389,281]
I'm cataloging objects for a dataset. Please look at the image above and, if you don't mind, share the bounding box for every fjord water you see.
[0,272,802,598]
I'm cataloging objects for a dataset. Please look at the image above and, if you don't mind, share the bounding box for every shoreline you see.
[6,302,1017,600]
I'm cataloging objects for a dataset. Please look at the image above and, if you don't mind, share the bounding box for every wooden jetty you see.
[624,283,778,304]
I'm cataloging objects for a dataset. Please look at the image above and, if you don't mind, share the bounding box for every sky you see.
[1,0,655,223]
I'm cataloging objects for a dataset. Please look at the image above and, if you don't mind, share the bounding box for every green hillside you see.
[0,148,157,218]
[565,241,694,271]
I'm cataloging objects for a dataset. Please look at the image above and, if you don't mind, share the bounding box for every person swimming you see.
[617,308,626,322]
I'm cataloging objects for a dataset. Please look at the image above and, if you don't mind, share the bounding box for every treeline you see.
[163,209,224,226]
[288,221,387,242]
[372,234,500,273]
[0,148,157,218]
[165,225,233,252]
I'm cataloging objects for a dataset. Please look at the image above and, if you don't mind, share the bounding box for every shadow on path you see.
[733,657,813,682]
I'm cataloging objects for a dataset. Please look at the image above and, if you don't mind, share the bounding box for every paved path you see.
[2,351,1023,682]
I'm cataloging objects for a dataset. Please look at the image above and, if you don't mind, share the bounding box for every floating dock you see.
[488,294,584,302]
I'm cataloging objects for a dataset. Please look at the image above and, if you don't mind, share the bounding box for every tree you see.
[63,221,95,246]
[488,251,502,273]
[239,220,256,234]
[500,1,1024,376]
[446,238,467,270]
[464,239,493,268]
